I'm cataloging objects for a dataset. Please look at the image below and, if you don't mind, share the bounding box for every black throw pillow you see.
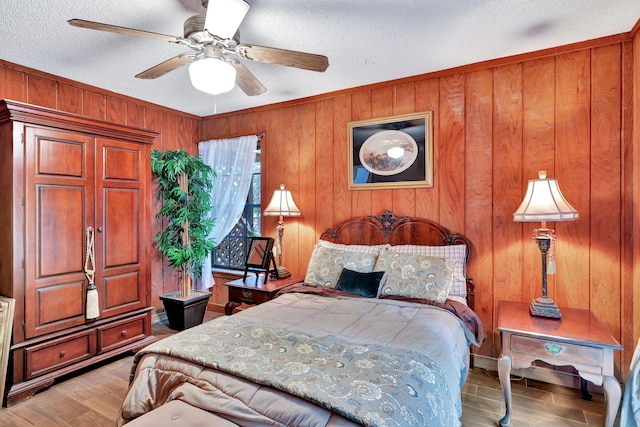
[334,268,385,298]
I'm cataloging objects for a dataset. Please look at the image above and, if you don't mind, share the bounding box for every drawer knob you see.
[59,351,66,358]
[544,343,564,356]
[121,330,127,337]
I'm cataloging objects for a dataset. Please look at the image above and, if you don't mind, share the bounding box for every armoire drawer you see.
[25,330,96,379]
[97,314,147,354]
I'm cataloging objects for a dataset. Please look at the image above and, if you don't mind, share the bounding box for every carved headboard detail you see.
[319,210,475,305]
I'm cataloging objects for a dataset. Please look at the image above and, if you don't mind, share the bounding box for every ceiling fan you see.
[68,0,329,96]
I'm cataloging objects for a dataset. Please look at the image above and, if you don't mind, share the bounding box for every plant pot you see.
[160,290,212,331]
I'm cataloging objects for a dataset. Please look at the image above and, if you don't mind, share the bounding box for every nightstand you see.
[497,300,622,427]
[224,274,304,315]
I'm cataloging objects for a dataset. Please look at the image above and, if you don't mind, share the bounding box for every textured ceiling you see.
[2,1,639,117]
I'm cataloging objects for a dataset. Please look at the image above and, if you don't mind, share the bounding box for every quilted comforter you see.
[118,289,483,426]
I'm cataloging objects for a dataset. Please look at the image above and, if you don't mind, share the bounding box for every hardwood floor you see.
[0,313,616,426]
[461,368,614,427]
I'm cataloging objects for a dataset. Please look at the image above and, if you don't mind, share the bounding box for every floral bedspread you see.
[134,315,458,426]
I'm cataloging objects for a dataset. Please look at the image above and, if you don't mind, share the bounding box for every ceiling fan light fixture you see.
[189,57,236,95]
[205,0,250,39]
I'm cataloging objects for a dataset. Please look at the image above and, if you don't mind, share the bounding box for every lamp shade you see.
[513,171,579,222]
[263,184,301,217]
[188,57,236,95]
[205,0,250,39]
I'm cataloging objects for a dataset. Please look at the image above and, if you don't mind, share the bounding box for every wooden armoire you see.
[0,100,157,405]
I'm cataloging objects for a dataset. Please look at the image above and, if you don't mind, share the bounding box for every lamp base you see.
[270,266,291,279]
[529,297,562,319]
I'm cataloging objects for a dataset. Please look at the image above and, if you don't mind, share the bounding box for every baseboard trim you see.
[151,310,167,325]
[207,302,226,314]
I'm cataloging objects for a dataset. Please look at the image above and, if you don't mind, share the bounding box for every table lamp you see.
[263,184,301,278]
[513,171,579,319]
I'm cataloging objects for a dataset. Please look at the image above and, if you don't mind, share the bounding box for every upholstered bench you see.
[126,400,240,426]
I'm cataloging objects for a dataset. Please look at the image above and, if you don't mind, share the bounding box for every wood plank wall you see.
[0,27,638,376]
[0,61,199,315]
[199,35,638,374]
[632,24,640,372]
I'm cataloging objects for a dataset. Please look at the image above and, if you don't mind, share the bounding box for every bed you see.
[117,210,485,426]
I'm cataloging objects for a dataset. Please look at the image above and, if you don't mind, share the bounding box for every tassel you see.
[547,238,556,275]
[548,253,556,275]
[84,227,99,319]
[86,283,99,319]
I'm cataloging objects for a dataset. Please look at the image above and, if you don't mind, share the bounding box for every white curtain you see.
[198,135,258,290]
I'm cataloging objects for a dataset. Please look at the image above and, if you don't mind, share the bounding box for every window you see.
[212,147,261,270]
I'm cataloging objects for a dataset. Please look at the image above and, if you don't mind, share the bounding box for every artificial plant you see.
[151,148,216,297]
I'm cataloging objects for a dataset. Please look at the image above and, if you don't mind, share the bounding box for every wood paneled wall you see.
[1,27,638,376]
[199,35,638,374]
[632,24,640,370]
[0,61,200,315]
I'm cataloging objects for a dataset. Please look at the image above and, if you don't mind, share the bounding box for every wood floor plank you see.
[461,391,504,414]
[511,393,588,423]
[33,387,91,419]
[552,391,607,415]
[1,400,69,426]
[53,375,104,403]
[460,406,518,427]
[67,409,117,427]
[584,410,606,426]
[82,389,127,421]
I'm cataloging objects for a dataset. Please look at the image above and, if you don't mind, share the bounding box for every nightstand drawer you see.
[511,334,603,366]
[228,287,271,304]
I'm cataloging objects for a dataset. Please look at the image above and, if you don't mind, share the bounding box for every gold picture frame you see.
[348,111,433,190]
[0,296,14,405]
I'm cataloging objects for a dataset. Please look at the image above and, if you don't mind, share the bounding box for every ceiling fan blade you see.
[68,19,180,43]
[238,44,329,72]
[231,61,266,96]
[204,0,249,39]
[135,53,197,79]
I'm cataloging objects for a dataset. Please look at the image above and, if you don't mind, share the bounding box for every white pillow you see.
[387,244,467,297]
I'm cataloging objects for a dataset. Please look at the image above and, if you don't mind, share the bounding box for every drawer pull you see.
[242,290,252,299]
[59,351,66,358]
[121,330,127,337]
[544,343,564,356]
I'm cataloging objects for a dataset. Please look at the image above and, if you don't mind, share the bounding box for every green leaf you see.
[151,148,217,279]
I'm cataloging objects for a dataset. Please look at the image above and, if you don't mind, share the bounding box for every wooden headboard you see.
[319,210,475,306]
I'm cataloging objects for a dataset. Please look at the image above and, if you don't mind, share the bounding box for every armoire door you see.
[95,138,149,318]
[24,126,96,338]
